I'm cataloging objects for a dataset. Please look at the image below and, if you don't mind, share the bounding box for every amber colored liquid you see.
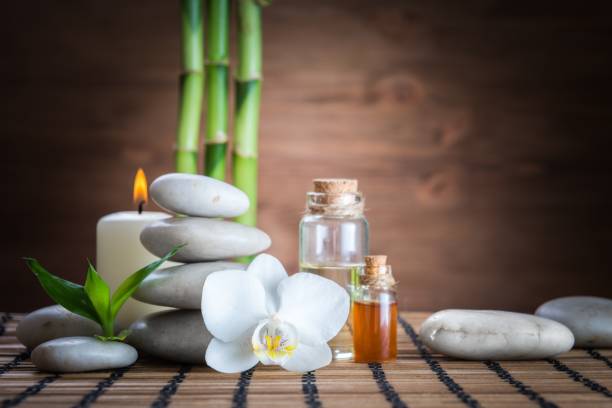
[352,300,397,362]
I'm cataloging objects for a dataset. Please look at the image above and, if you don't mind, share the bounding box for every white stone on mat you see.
[419,309,574,360]
[535,296,612,348]
[17,305,102,350]
[31,336,137,373]
[127,310,213,364]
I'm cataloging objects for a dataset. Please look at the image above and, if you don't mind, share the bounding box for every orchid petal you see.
[202,270,268,342]
[281,342,332,373]
[251,319,273,365]
[205,337,258,374]
[247,254,288,314]
[277,273,350,346]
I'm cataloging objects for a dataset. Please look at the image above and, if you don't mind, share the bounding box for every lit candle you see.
[96,169,177,328]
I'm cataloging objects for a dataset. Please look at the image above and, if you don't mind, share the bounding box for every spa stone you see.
[536,296,612,348]
[31,336,137,372]
[134,261,245,309]
[140,217,271,262]
[17,305,102,349]
[150,173,249,218]
[419,309,574,360]
[128,310,213,364]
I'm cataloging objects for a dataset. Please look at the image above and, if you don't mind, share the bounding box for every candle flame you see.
[133,168,148,207]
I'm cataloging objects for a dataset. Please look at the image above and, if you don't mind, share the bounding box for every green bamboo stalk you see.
[204,0,230,180]
[176,0,204,174]
[233,0,262,227]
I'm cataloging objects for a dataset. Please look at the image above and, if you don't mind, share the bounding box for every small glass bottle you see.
[299,178,369,360]
[353,255,398,363]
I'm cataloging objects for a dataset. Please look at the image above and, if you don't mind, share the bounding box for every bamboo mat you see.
[1,312,611,408]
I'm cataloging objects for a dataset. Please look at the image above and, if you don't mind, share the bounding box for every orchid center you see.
[252,318,298,365]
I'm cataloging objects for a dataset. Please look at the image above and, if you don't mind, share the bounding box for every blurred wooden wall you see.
[2,0,611,312]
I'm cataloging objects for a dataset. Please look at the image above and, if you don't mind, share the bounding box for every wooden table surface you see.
[1,312,611,408]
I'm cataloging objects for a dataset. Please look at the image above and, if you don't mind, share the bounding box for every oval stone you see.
[17,305,102,349]
[32,337,137,373]
[140,217,271,262]
[150,173,249,218]
[535,296,612,348]
[419,309,574,360]
[134,262,245,309]
[127,310,212,364]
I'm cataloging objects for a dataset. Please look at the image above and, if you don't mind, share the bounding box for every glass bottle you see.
[353,255,398,363]
[299,178,369,360]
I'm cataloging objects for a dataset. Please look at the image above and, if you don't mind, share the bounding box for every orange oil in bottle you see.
[352,299,397,363]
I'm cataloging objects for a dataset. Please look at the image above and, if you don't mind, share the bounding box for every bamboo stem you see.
[176,72,204,173]
[204,0,230,180]
[233,0,262,227]
[176,0,204,174]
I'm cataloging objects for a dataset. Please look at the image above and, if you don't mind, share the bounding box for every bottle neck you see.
[305,192,364,217]
[360,265,396,290]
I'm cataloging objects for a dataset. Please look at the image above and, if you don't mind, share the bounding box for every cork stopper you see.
[365,255,388,277]
[362,255,395,287]
[313,179,358,194]
[308,178,363,214]
[365,255,387,267]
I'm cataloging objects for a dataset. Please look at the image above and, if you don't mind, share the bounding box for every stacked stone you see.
[128,173,271,363]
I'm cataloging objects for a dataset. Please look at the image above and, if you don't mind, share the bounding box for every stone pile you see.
[128,173,271,363]
[17,173,270,370]
[18,303,138,373]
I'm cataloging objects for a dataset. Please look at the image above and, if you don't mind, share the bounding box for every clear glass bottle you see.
[353,255,397,363]
[299,178,369,360]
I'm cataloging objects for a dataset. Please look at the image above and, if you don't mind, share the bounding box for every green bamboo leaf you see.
[110,245,184,320]
[84,261,111,330]
[24,258,99,323]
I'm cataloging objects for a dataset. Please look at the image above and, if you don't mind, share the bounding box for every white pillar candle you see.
[96,211,177,329]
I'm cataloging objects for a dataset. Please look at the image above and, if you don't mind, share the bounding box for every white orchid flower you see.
[202,254,349,373]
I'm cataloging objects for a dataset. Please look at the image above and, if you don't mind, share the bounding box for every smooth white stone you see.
[128,310,212,364]
[32,337,137,373]
[150,173,249,218]
[419,309,574,360]
[140,217,271,262]
[134,262,245,309]
[17,305,102,349]
[535,296,612,348]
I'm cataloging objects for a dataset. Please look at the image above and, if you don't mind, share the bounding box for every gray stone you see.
[535,296,612,348]
[134,262,245,309]
[17,305,102,349]
[31,336,137,373]
[140,217,271,262]
[419,309,574,360]
[128,310,212,364]
[150,173,249,218]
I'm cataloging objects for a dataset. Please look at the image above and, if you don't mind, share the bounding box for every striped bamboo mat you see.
[1,312,611,408]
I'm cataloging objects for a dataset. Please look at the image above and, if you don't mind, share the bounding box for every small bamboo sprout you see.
[233,0,263,227]
[176,0,204,174]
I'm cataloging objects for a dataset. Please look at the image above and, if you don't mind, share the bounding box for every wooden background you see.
[2,0,611,312]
